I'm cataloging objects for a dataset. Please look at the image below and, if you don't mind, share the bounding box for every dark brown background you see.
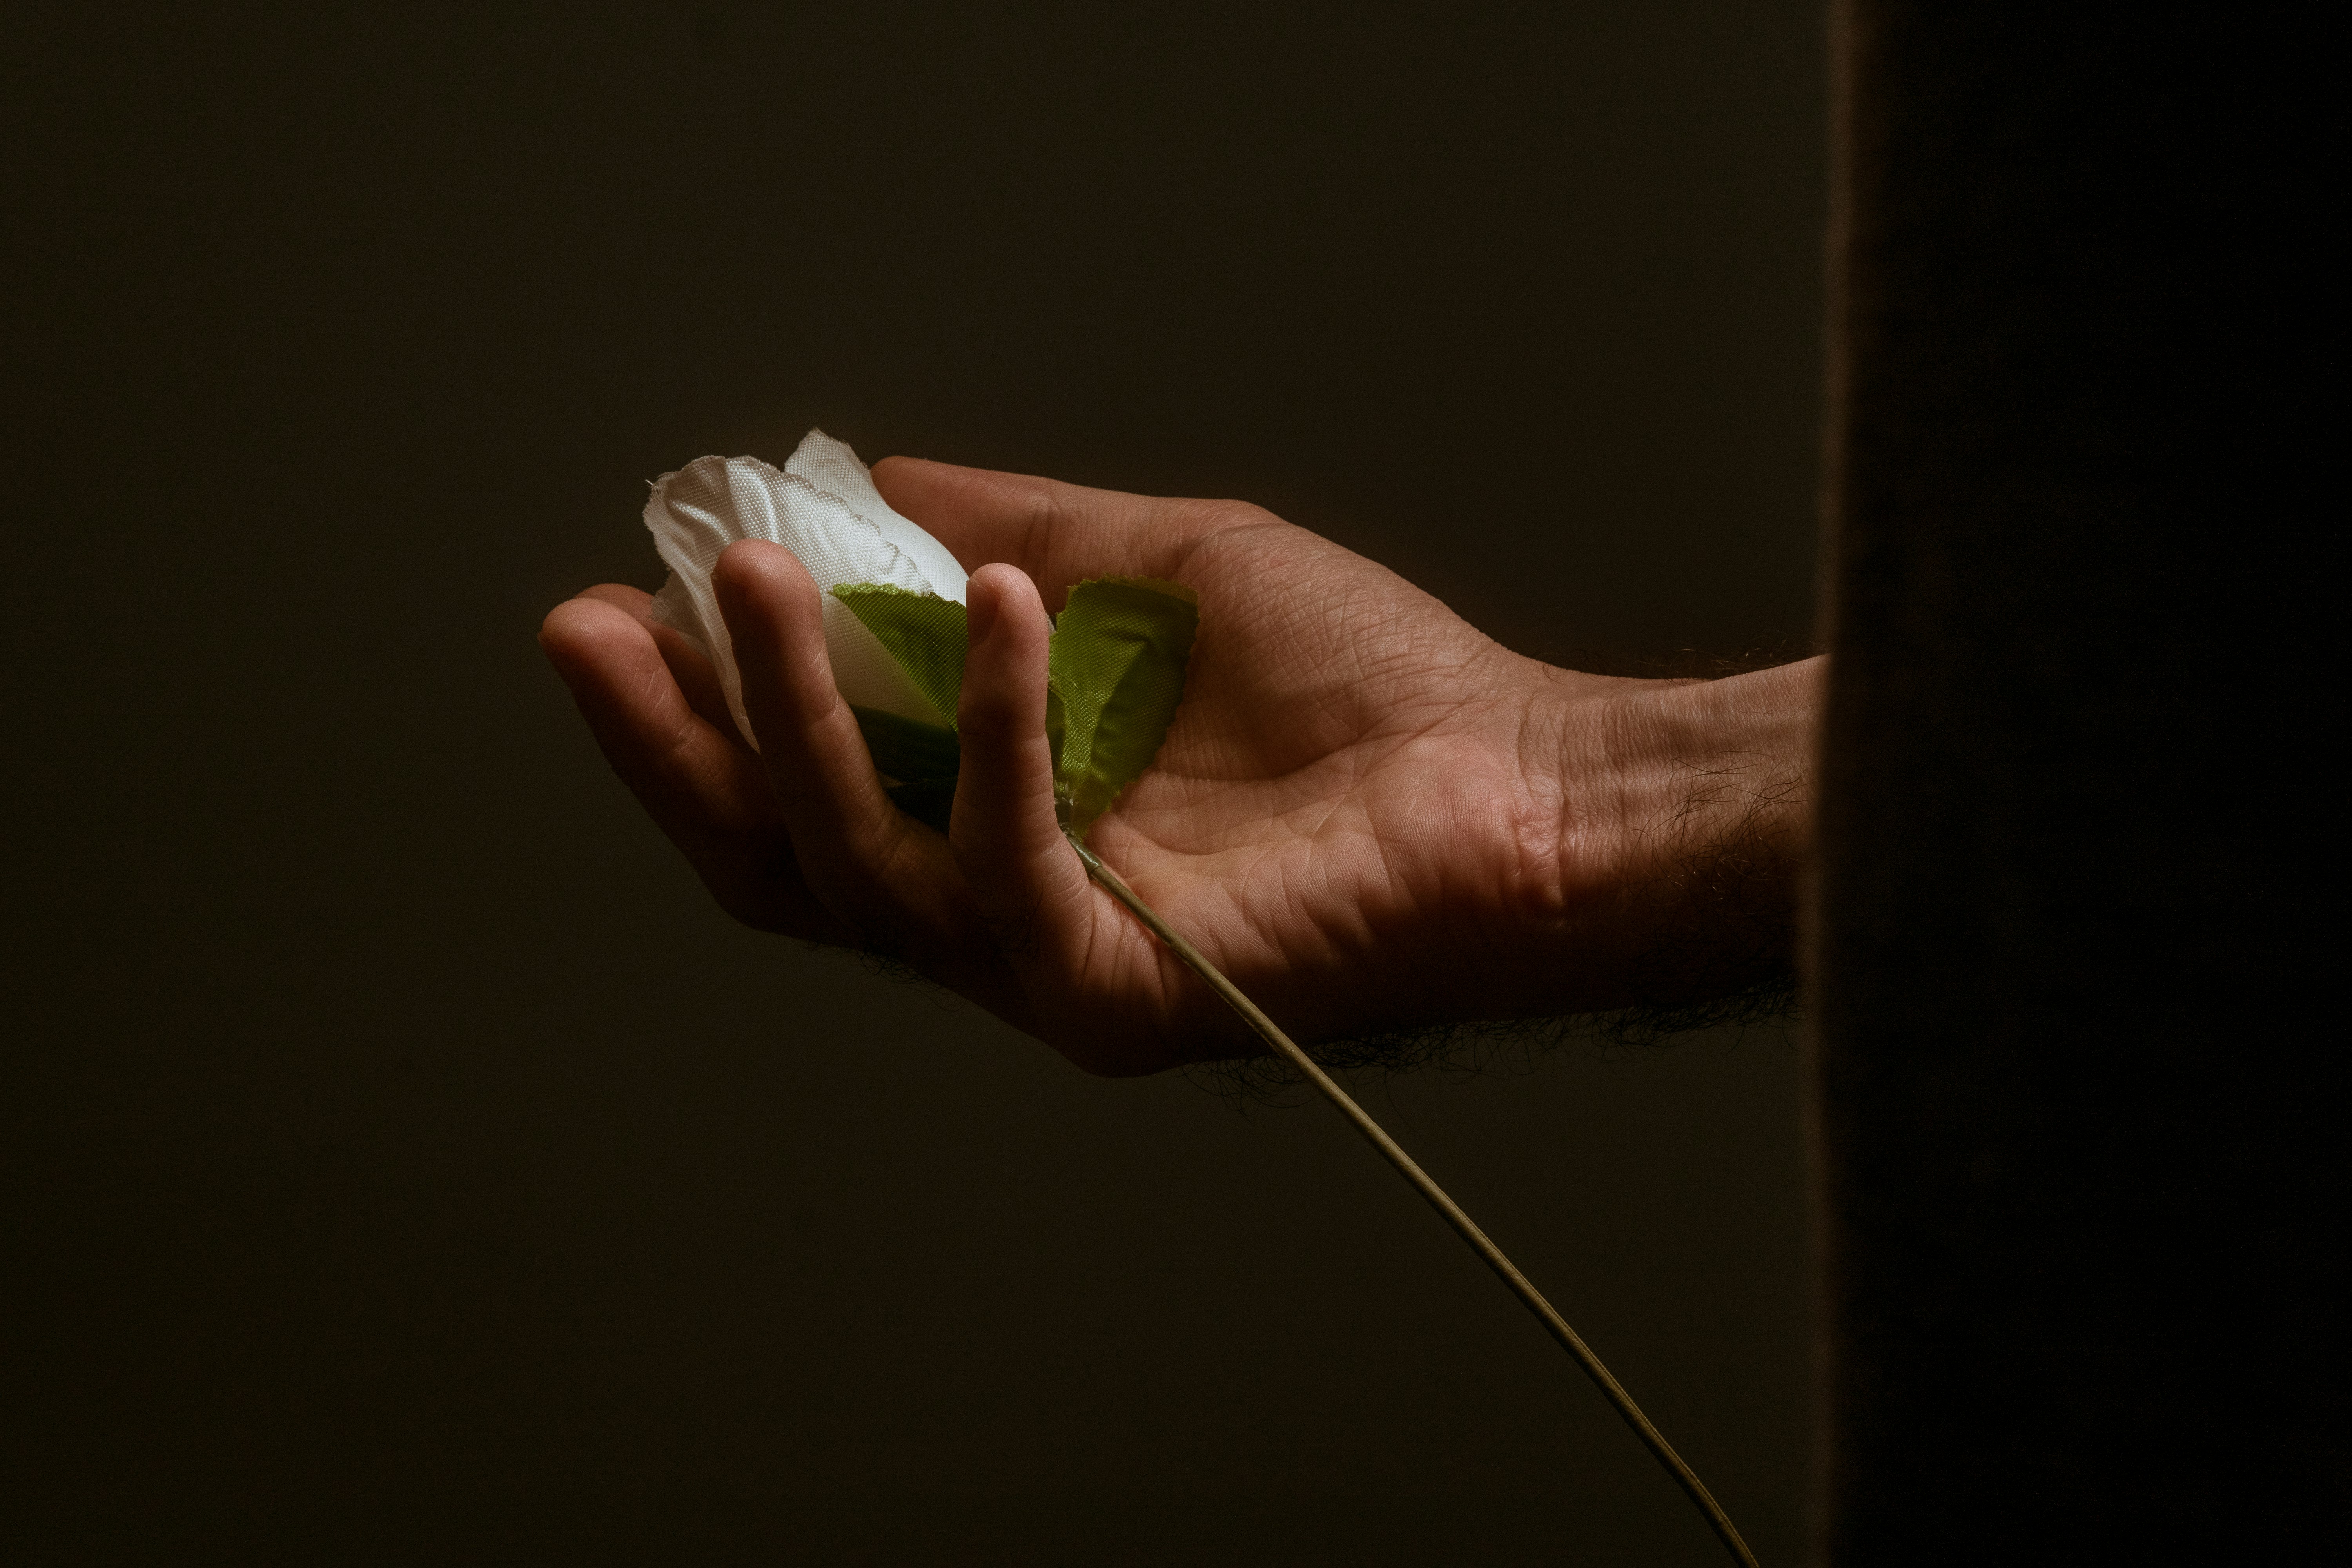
[5,4,1824,1561]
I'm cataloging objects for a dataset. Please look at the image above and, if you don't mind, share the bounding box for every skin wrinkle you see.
[1079,873,1238,1065]
[1549,726,1649,941]
[1506,698,1576,927]
[1114,737,1359,859]
[1420,761,1559,1004]
[1116,659,1632,1034]
[1210,726,1512,1024]
[1256,801,1377,976]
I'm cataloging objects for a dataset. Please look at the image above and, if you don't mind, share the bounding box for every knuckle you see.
[1183,498,1281,537]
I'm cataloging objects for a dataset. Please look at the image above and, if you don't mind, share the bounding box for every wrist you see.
[1499,656,1823,1021]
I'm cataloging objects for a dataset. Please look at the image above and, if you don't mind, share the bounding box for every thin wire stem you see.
[1069,833,1760,1568]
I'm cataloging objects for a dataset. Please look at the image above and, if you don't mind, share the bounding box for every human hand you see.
[541,458,1821,1073]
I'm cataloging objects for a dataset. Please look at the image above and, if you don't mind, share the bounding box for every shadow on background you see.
[7,3,1822,1562]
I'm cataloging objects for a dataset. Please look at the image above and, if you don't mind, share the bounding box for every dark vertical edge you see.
[1800,1,1856,1561]
[1809,3,2342,1559]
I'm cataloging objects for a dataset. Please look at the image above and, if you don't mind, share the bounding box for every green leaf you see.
[832,576,1198,840]
[837,585,967,829]
[833,584,970,730]
[848,703,960,785]
[1048,577,1198,835]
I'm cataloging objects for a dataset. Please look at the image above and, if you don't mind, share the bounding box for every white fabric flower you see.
[643,430,969,746]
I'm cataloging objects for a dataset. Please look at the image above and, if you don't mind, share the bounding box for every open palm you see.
[543,457,1814,1072]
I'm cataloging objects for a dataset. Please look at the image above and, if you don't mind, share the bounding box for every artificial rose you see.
[642,429,968,746]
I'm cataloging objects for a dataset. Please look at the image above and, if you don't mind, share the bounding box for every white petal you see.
[642,439,967,746]
[647,571,709,650]
[785,429,970,606]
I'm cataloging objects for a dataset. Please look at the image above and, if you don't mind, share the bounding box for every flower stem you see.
[1069,831,1761,1568]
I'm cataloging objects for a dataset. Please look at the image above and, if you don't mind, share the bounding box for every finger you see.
[538,595,849,942]
[575,582,654,614]
[949,565,1097,966]
[712,540,958,950]
[577,582,736,739]
[869,456,1251,604]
